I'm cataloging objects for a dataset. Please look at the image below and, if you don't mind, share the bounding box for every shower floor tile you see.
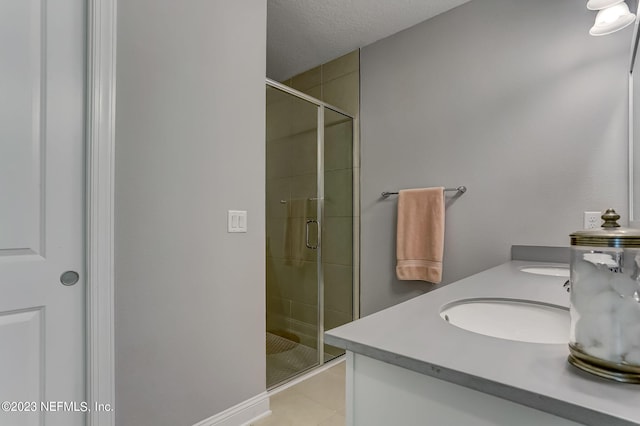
[266,332,319,388]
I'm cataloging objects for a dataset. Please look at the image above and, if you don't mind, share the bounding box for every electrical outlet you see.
[584,211,601,229]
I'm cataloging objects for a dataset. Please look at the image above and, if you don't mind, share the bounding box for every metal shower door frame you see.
[266,78,357,368]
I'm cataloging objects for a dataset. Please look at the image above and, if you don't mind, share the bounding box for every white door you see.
[0,0,85,425]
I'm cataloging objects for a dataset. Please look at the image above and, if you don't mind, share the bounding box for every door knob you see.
[60,271,79,286]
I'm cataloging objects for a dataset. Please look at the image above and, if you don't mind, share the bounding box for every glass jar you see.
[569,209,640,383]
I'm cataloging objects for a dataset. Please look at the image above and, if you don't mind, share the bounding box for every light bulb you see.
[596,3,630,24]
[587,0,624,11]
[590,2,636,36]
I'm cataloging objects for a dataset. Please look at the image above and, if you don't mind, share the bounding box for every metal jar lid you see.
[570,209,640,248]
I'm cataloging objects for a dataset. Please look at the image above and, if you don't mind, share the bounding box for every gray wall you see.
[633,27,640,226]
[360,0,631,315]
[114,1,266,425]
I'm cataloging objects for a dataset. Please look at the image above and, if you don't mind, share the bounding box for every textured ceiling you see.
[267,0,474,81]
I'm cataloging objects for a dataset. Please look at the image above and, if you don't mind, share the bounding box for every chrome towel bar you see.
[381,186,467,198]
[279,197,320,204]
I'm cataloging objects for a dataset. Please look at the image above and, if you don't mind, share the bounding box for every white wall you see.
[114,1,266,425]
[360,0,631,315]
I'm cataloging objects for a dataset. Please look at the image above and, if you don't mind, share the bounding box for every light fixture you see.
[589,1,636,36]
[586,0,623,11]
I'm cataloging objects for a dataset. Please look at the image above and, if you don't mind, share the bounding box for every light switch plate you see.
[228,210,247,233]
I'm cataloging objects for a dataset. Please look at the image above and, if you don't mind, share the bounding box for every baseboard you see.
[192,392,270,426]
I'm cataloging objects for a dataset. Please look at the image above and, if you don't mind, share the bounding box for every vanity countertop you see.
[325,261,640,426]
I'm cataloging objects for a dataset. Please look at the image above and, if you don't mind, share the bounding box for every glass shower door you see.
[323,107,354,361]
[265,86,320,388]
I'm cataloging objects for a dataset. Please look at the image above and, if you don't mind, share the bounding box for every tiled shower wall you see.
[266,50,359,353]
[281,50,359,117]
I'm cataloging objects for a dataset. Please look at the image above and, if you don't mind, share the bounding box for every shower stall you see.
[265,79,358,388]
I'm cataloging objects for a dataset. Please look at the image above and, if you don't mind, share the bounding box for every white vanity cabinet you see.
[345,352,581,426]
[326,261,640,426]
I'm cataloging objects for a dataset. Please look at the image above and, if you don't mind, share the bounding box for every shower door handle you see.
[305,220,319,249]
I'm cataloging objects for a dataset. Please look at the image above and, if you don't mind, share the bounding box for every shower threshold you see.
[266,332,337,390]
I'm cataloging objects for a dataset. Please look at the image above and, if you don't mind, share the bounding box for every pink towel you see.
[396,187,445,283]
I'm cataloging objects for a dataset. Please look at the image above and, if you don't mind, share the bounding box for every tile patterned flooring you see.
[266,332,319,388]
[252,360,346,426]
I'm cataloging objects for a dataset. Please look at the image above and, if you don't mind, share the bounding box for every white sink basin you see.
[520,265,569,277]
[440,298,569,344]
